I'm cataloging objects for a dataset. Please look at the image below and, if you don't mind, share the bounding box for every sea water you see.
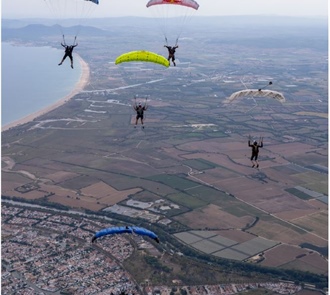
[2,42,82,126]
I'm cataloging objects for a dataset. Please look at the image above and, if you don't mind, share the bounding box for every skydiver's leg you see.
[251,154,255,167]
[59,54,68,66]
[69,55,73,68]
[172,56,176,66]
[255,154,259,168]
[141,116,144,128]
[58,55,65,65]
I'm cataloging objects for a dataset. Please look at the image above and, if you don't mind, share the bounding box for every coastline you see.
[1,55,90,132]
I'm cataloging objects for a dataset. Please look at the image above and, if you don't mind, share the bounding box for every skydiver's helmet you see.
[138,102,142,107]
[253,141,258,145]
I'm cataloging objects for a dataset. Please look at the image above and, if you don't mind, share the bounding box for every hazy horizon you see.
[2,0,328,19]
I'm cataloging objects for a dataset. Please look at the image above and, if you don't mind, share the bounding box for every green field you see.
[166,192,208,209]
[182,158,218,170]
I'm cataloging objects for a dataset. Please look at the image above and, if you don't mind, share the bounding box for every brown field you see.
[266,142,319,157]
[2,175,32,193]
[298,252,329,274]
[98,192,136,206]
[251,193,315,214]
[261,245,328,274]
[162,147,190,160]
[45,171,80,183]
[308,199,328,210]
[261,244,309,267]
[230,185,286,202]
[174,204,255,230]
[48,194,104,211]
[291,171,328,184]
[290,211,328,239]
[196,168,241,184]
[274,208,319,221]
[13,163,59,177]
[39,183,78,198]
[259,167,305,187]
[80,181,141,199]
[249,220,327,247]
[177,138,242,154]
[31,181,143,209]
[4,189,46,200]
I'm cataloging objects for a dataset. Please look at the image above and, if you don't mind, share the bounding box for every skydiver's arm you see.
[259,142,263,148]
[248,140,252,147]
[61,43,66,47]
[73,43,78,47]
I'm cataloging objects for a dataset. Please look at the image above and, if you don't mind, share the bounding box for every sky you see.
[1,0,328,19]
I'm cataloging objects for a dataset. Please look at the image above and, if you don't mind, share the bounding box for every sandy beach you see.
[1,55,90,132]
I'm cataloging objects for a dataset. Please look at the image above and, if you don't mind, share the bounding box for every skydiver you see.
[164,45,178,66]
[133,98,148,128]
[248,135,263,168]
[58,41,78,69]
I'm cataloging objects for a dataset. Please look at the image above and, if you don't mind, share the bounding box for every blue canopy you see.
[92,226,159,243]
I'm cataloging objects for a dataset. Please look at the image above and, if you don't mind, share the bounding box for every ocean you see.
[2,42,82,126]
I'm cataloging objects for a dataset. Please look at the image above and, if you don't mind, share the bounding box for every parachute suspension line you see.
[165,36,168,46]
[44,0,65,38]
[73,0,97,39]
[174,7,194,45]
[258,81,273,91]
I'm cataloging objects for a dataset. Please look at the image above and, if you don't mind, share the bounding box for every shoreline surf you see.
[2,55,90,132]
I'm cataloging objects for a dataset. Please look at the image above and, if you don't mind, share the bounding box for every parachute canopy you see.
[225,89,286,104]
[146,0,199,10]
[92,226,160,243]
[44,0,99,41]
[115,51,170,67]
[146,0,199,45]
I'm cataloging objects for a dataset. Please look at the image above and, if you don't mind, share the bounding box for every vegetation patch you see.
[285,187,313,200]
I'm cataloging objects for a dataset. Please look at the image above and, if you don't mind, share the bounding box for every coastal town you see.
[2,202,308,295]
